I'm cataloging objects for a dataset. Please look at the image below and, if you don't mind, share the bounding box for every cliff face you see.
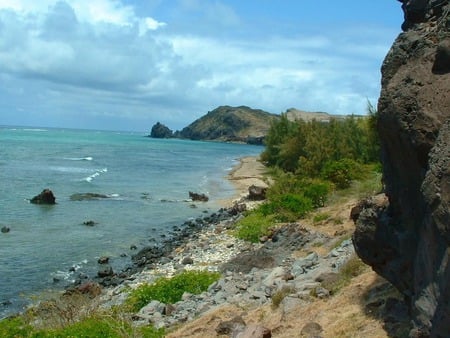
[353,1,450,337]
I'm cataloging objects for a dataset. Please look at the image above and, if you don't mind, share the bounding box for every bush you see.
[321,159,361,189]
[234,211,274,243]
[127,270,220,311]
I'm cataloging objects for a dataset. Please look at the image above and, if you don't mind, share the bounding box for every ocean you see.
[0,126,262,318]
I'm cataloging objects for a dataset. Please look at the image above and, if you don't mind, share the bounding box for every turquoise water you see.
[0,126,262,317]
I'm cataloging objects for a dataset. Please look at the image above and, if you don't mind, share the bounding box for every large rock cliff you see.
[353,1,450,337]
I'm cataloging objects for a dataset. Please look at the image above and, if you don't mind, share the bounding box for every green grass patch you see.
[234,211,275,243]
[127,270,220,311]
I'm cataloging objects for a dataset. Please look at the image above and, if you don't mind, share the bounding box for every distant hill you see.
[284,108,343,122]
[174,106,279,144]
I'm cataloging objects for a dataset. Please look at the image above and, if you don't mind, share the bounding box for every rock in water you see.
[189,191,209,202]
[149,122,173,138]
[1,226,10,233]
[353,1,450,336]
[30,189,56,205]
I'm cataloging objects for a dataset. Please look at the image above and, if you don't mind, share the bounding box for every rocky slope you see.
[174,106,278,144]
[353,1,450,337]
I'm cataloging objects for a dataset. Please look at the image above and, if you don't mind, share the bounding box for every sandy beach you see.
[225,156,268,203]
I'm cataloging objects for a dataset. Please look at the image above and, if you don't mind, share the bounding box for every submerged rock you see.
[70,193,109,201]
[1,226,10,233]
[30,189,56,205]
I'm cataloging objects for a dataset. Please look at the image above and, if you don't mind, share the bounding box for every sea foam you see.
[84,168,108,182]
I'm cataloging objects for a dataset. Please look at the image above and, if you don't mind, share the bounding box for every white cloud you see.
[0,0,399,131]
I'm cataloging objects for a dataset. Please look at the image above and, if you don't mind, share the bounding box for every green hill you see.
[175,106,279,144]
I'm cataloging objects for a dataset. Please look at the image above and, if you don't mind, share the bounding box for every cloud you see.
[0,0,399,131]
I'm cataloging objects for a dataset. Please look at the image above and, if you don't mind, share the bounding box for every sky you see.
[0,0,404,132]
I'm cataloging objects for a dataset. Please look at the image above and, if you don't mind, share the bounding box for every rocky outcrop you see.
[30,189,56,205]
[149,122,173,138]
[353,1,450,336]
[175,106,278,143]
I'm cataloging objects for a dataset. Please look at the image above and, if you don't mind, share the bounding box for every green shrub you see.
[127,270,220,311]
[263,194,313,222]
[321,159,361,189]
[234,211,274,243]
[301,180,330,207]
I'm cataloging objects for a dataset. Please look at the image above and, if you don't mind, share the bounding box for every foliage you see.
[271,285,295,309]
[139,325,166,338]
[321,158,362,189]
[313,212,330,224]
[127,270,220,311]
[0,316,34,338]
[234,211,275,243]
[259,193,313,222]
[261,105,380,178]
[0,315,133,338]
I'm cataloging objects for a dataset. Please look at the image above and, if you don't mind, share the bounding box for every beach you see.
[225,156,268,203]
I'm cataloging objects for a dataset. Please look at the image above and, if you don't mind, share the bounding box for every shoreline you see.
[221,156,268,205]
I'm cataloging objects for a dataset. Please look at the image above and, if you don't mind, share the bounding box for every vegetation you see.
[0,314,165,338]
[126,270,220,312]
[234,104,381,243]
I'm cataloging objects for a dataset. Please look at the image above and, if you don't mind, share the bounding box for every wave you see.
[64,157,93,161]
[22,128,48,132]
[84,168,108,182]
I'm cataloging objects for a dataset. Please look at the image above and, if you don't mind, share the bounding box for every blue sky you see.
[0,0,403,132]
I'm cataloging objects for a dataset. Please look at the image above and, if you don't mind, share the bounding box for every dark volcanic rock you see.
[248,185,267,200]
[149,122,173,138]
[30,189,56,205]
[353,1,450,336]
[189,191,209,202]
[1,226,10,233]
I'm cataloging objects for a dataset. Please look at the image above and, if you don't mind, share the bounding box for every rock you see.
[248,185,267,200]
[353,1,450,335]
[30,189,56,204]
[97,265,114,278]
[74,281,102,298]
[149,122,173,138]
[236,324,272,338]
[98,256,109,264]
[83,220,97,226]
[1,226,10,233]
[189,191,209,202]
[215,315,246,335]
[300,321,323,338]
[181,256,194,265]
[292,252,319,276]
[70,193,109,201]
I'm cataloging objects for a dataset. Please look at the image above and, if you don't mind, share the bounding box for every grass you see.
[233,211,275,243]
[319,255,369,296]
[126,270,220,311]
[271,285,296,309]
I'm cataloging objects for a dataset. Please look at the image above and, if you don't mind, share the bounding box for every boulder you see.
[97,265,114,278]
[1,226,10,233]
[248,185,267,200]
[30,189,56,205]
[353,1,450,336]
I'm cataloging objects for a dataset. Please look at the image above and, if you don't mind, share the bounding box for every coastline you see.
[223,156,268,205]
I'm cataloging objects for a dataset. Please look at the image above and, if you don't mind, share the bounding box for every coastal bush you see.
[234,211,274,243]
[260,194,313,222]
[321,158,362,189]
[127,270,220,311]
